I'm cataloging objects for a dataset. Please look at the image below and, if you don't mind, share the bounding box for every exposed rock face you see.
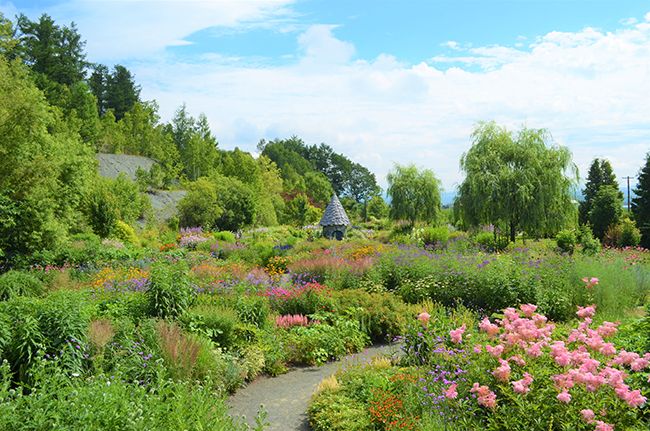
[96,153,185,221]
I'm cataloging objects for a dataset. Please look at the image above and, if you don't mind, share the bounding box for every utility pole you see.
[623,176,634,213]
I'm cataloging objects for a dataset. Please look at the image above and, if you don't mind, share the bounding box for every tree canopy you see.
[579,158,620,225]
[455,122,577,242]
[632,152,650,248]
[387,164,441,225]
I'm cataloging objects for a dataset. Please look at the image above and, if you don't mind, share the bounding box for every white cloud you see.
[4,1,650,191]
[133,17,650,190]
[298,25,355,66]
[9,0,295,61]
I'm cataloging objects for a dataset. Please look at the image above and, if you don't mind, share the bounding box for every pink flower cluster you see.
[582,277,600,289]
[449,324,466,344]
[275,314,309,329]
[470,383,497,408]
[265,282,328,301]
[467,303,650,430]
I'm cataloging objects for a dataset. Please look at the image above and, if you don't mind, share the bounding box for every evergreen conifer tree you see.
[632,153,650,248]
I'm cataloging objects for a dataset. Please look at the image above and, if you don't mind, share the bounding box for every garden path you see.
[228,343,402,430]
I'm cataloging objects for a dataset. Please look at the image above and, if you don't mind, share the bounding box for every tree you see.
[579,158,620,225]
[213,175,256,231]
[15,13,87,86]
[88,64,108,115]
[0,56,94,261]
[367,195,389,219]
[105,65,140,120]
[455,122,577,242]
[589,185,623,240]
[0,13,17,57]
[632,152,650,248]
[177,178,223,229]
[387,164,441,226]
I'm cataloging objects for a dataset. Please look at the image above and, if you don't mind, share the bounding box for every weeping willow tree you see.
[387,164,441,226]
[455,122,578,242]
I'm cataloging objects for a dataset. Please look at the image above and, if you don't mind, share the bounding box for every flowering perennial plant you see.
[275,314,310,329]
[452,303,648,430]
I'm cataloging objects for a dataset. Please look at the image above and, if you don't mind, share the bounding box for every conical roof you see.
[319,195,350,226]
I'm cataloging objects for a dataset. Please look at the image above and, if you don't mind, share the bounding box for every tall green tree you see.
[387,164,441,226]
[15,13,87,86]
[455,122,577,242]
[88,64,108,115]
[589,185,623,240]
[579,158,620,225]
[105,65,140,120]
[632,152,650,248]
[0,13,17,57]
[0,57,94,261]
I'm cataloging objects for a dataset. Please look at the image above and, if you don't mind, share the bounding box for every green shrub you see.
[332,290,410,342]
[180,305,239,349]
[0,271,44,301]
[605,218,642,248]
[0,360,249,431]
[235,295,269,328]
[309,389,372,431]
[474,231,510,252]
[420,226,449,248]
[213,231,236,243]
[112,220,138,245]
[146,262,195,318]
[555,229,576,254]
[285,316,369,365]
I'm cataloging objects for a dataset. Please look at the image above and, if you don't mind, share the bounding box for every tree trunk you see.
[510,221,516,243]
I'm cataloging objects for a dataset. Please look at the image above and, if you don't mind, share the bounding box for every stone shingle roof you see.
[319,195,350,226]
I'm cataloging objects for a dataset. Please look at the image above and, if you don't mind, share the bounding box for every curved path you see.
[228,343,402,431]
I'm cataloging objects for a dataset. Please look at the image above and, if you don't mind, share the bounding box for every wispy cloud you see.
[4,0,296,61]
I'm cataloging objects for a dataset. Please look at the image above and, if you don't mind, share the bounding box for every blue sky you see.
[2,0,650,191]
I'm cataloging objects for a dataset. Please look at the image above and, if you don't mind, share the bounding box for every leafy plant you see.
[146,262,195,318]
[0,271,44,301]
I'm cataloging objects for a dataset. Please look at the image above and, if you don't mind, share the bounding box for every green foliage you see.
[387,164,441,225]
[0,291,91,381]
[366,195,389,220]
[235,296,269,328]
[456,122,577,241]
[86,184,118,238]
[213,175,256,231]
[579,158,620,225]
[555,229,577,254]
[474,232,510,252]
[285,316,369,365]
[177,177,223,229]
[213,231,236,243]
[284,193,322,226]
[589,185,623,240]
[420,226,450,248]
[632,152,650,248]
[0,360,248,431]
[146,262,195,318]
[15,14,87,87]
[604,218,641,248]
[332,290,410,342]
[180,305,239,349]
[0,271,44,301]
[0,56,95,262]
[112,220,138,245]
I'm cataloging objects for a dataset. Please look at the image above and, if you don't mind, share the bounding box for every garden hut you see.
[319,195,350,240]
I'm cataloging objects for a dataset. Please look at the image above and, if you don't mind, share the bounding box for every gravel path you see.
[228,343,402,431]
